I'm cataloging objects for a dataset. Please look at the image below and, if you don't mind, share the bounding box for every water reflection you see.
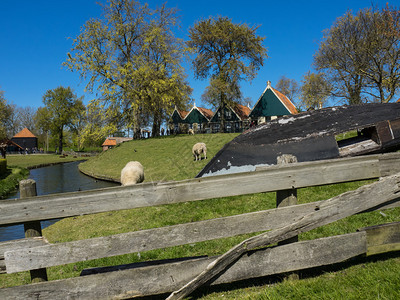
[0,161,119,242]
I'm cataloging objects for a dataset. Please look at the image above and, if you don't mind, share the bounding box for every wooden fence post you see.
[276,155,299,280]
[19,179,48,283]
[276,154,298,244]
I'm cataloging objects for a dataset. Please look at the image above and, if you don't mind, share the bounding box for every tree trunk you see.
[132,109,141,139]
[58,126,63,154]
[219,94,226,133]
[152,110,161,138]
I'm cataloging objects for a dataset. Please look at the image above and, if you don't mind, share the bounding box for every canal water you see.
[0,161,119,242]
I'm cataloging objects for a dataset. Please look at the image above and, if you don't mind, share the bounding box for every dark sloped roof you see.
[198,103,400,177]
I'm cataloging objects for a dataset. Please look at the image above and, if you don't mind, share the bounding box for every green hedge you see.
[0,159,6,174]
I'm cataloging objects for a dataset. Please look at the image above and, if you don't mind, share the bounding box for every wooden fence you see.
[0,153,400,299]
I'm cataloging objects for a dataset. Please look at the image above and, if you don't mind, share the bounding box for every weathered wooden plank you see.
[167,174,400,299]
[0,237,48,258]
[5,185,400,273]
[0,232,367,300]
[358,222,400,256]
[0,237,48,274]
[378,152,400,176]
[0,154,388,227]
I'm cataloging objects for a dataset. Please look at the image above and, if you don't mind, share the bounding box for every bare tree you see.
[15,106,37,132]
[276,76,300,105]
[314,5,400,104]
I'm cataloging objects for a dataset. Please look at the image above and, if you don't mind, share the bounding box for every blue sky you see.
[0,0,395,110]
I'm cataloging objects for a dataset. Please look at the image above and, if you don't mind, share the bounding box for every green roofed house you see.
[184,103,214,133]
[169,106,189,134]
[249,80,298,124]
[209,102,251,133]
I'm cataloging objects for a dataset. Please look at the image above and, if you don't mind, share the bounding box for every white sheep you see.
[120,161,144,186]
[188,128,194,135]
[192,142,207,161]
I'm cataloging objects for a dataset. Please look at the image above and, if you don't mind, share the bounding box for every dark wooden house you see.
[10,128,38,152]
[184,104,214,133]
[169,106,189,134]
[249,81,297,124]
[209,103,251,133]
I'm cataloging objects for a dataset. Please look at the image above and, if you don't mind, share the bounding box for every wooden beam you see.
[1,153,391,227]
[358,222,400,256]
[0,237,48,274]
[0,232,367,300]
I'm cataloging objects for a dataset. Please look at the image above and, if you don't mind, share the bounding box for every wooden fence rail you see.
[2,153,400,227]
[0,153,400,299]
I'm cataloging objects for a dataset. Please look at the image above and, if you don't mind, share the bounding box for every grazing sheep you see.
[121,161,144,186]
[192,142,207,161]
[188,128,194,135]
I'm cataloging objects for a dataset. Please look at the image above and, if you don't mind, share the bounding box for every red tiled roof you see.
[102,138,117,146]
[233,103,251,120]
[197,107,214,120]
[13,128,37,138]
[271,87,298,115]
[178,109,189,119]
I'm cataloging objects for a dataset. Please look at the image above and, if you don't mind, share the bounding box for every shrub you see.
[0,159,7,175]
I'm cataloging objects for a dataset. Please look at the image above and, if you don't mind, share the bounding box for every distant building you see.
[169,106,190,134]
[184,103,214,133]
[102,137,133,151]
[249,81,297,124]
[10,128,38,152]
[167,81,297,134]
[209,103,251,133]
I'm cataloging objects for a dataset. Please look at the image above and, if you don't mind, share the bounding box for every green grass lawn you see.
[1,134,399,299]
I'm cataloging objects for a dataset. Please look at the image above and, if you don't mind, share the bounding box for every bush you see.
[0,167,29,199]
[0,159,7,175]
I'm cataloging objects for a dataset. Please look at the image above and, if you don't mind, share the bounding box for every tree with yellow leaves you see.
[65,0,191,139]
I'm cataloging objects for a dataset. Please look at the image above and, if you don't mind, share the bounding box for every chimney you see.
[267,80,271,87]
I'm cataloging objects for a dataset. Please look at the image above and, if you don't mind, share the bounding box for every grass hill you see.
[78,133,240,182]
[1,134,399,299]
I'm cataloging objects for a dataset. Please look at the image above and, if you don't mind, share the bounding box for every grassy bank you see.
[0,154,87,199]
[1,135,399,299]
[6,154,86,169]
[78,133,240,182]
